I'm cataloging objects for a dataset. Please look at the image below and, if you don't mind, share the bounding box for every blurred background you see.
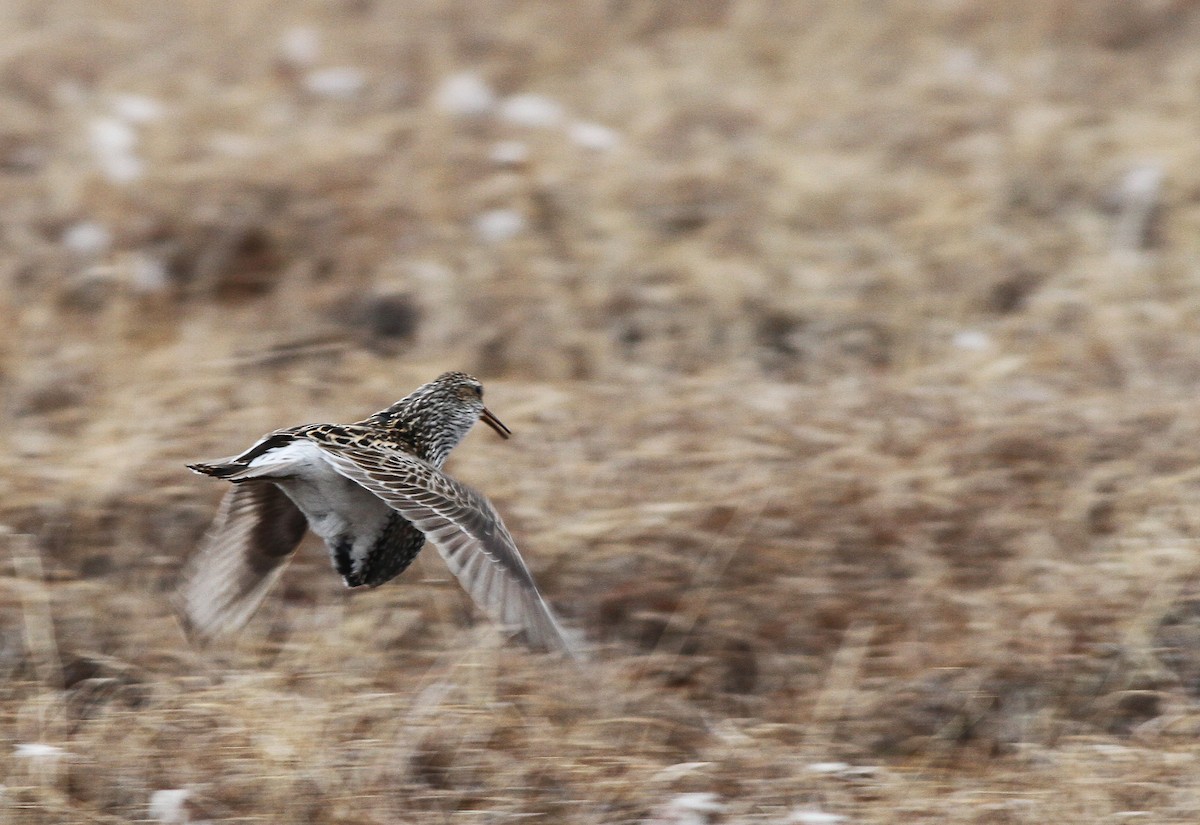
[6,0,1200,821]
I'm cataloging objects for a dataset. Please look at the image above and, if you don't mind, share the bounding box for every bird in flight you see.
[176,371,574,654]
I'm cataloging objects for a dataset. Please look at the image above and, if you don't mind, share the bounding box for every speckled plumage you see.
[176,372,574,654]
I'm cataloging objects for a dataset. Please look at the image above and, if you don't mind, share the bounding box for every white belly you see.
[245,439,391,544]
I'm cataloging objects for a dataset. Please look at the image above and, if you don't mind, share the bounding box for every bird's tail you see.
[188,461,236,478]
[187,459,269,481]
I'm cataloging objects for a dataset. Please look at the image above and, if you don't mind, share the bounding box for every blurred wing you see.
[308,437,576,655]
[175,481,308,641]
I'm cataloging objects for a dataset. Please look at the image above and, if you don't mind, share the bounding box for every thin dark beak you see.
[480,406,512,439]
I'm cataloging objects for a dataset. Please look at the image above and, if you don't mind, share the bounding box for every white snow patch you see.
[62,221,112,256]
[1114,162,1165,251]
[568,120,619,151]
[473,209,525,243]
[434,72,495,116]
[410,260,454,285]
[54,80,87,107]
[649,761,711,782]
[14,743,67,759]
[89,116,136,156]
[489,140,529,166]
[806,761,851,774]
[788,810,847,825]
[208,132,258,158]
[112,94,164,124]
[646,793,724,825]
[280,26,320,68]
[149,789,192,824]
[952,329,991,352]
[88,116,143,183]
[104,154,144,184]
[942,48,1010,95]
[1119,163,1164,206]
[129,254,169,293]
[304,67,366,99]
[499,93,564,128]
[942,47,978,79]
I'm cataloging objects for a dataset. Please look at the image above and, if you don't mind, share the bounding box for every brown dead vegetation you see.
[6,0,1200,821]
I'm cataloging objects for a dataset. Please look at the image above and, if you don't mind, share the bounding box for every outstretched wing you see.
[306,435,576,655]
[175,481,309,641]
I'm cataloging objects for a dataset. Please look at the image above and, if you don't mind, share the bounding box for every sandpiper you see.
[176,371,574,654]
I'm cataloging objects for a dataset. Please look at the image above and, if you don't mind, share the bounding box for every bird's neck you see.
[364,399,463,468]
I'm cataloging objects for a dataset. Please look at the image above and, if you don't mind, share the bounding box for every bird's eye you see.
[473,385,483,398]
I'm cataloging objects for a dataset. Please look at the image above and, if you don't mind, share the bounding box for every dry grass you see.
[6,0,1200,821]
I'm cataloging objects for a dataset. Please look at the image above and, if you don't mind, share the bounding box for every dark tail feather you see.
[188,461,244,479]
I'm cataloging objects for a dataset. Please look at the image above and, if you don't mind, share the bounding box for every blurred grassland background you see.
[5,0,1200,822]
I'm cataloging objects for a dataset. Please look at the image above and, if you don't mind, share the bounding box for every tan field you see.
[5,0,1200,821]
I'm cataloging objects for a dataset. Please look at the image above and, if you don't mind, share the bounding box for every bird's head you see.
[432,371,511,442]
[378,371,511,466]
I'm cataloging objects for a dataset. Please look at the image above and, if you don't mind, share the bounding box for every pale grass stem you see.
[6,531,62,689]
[799,621,875,762]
